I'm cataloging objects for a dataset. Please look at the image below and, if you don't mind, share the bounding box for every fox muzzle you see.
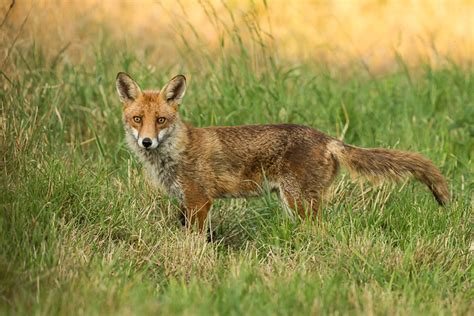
[138,136,159,150]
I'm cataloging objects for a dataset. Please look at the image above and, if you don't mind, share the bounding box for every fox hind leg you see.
[279,181,322,221]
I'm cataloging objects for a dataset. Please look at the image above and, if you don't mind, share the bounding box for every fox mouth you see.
[140,142,159,151]
[144,144,158,151]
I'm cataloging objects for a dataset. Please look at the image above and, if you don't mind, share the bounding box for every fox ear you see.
[116,72,141,103]
[162,75,186,105]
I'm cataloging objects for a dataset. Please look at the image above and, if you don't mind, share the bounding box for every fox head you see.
[115,73,186,150]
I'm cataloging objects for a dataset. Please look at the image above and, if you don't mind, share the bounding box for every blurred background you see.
[2,0,473,74]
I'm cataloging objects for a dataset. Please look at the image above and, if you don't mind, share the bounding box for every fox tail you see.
[328,141,449,205]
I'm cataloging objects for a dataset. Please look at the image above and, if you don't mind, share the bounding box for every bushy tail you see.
[328,141,449,205]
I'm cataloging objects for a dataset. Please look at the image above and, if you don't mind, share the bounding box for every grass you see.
[1,8,473,315]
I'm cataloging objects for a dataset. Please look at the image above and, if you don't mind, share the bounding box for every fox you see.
[115,72,449,232]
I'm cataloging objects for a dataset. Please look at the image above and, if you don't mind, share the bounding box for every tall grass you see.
[1,1,473,315]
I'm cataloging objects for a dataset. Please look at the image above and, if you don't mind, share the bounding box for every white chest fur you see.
[125,130,184,201]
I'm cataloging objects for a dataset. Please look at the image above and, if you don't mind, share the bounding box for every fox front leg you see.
[180,199,212,233]
[179,202,217,242]
[178,204,187,227]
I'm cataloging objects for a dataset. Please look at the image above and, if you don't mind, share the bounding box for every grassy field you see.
[1,3,473,315]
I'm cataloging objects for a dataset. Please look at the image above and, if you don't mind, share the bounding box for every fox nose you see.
[142,138,152,148]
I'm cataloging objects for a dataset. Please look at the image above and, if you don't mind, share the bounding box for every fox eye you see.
[157,117,166,124]
[133,116,142,123]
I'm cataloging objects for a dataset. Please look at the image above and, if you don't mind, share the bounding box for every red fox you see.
[116,73,449,231]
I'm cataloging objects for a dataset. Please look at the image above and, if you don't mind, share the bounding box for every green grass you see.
[1,27,473,315]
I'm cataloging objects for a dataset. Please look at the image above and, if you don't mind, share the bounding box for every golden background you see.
[2,0,473,72]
